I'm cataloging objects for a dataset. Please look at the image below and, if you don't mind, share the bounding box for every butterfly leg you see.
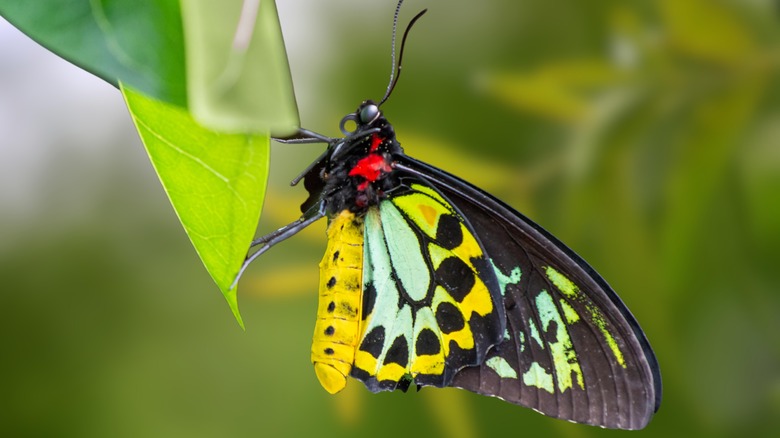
[230,202,326,289]
[273,128,334,144]
[271,128,336,186]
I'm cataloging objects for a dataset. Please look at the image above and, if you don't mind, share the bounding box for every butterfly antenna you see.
[379,2,428,106]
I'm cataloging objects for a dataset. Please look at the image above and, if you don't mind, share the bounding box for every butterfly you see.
[233,1,661,430]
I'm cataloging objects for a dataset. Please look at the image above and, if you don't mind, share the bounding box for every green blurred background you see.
[1,0,779,436]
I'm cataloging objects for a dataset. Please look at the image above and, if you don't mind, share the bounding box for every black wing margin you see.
[394,156,661,430]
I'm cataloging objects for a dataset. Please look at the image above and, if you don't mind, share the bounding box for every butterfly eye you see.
[359,104,380,124]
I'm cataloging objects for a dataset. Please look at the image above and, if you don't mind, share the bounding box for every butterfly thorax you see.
[318,102,404,216]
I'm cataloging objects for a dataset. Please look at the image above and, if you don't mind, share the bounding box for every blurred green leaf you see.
[660,0,756,64]
[740,113,780,254]
[122,85,270,327]
[660,77,765,288]
[482,61,625,123]
[181,0,299,135]
[0,0,187,106]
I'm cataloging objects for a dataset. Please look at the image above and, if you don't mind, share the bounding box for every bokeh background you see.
[2,0,779,436]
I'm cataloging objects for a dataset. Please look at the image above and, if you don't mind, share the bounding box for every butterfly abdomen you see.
[311,210,365,394]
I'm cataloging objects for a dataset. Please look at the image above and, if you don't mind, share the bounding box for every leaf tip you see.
[224,286,246,330]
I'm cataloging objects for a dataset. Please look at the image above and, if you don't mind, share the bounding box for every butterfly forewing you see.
[394,157,660,430]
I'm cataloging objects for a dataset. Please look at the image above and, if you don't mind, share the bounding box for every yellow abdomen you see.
[311,210,364,394]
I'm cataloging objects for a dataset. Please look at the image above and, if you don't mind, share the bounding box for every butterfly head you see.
[339,100,386,137]
[358,101,382,126]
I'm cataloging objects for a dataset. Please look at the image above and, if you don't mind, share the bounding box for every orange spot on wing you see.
[418,204,438,227]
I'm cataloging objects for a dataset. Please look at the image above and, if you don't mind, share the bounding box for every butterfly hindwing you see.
[351,181,506,391]
[394,157,661,430]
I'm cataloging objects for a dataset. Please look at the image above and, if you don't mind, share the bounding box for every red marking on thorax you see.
[348,134,391,184]
[349,154,390,182]
[370,134,382,152]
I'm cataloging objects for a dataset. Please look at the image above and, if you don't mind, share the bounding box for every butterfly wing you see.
[394,156,661,430]
[350,181,507,392]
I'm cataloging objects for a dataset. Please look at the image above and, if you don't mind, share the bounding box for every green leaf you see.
[0,0,187,106]
[1,0,300,134]
[181,0,299,135]
[122,84,270,328]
